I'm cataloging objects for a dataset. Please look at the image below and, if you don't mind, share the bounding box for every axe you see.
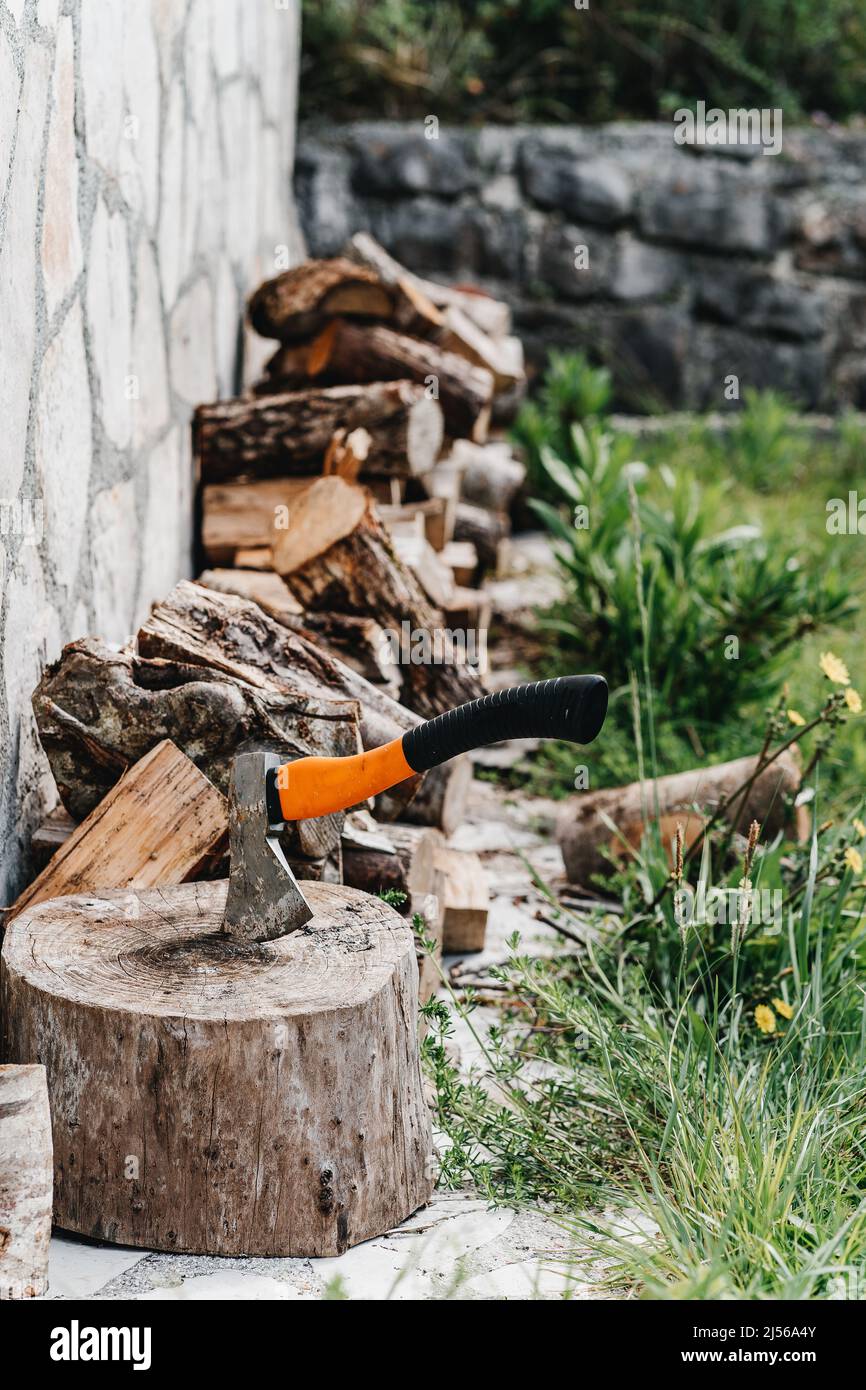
[223,674,608,942]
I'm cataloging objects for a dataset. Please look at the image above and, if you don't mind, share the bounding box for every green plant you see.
[300,1,866,125]
[512,351,615,503]
[529,415,856,738]
[426,668,866,1298]
[725,389,807,492]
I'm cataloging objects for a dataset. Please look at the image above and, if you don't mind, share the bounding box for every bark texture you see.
[248,257,393,341]
[272,481,485,718]
[1,882,433,1257]
[266,319,494,442]
[32,637,358,863]
[195,381,443,482]
[557,749,806,886]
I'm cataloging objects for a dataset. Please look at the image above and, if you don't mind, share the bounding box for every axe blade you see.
[222,750,313,943]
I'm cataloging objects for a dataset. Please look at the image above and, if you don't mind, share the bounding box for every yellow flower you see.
[844,688,862,714]
[754,1004,776,1035]
[853,818,866,839]
[844,847,864,875]
[772,997,793,1020]
[819,651,851,685]
[786,708,806,726]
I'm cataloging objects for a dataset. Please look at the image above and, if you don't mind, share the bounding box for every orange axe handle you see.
[268,675,608,825]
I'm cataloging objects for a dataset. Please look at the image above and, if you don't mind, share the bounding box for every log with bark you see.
[137,582,473,830]
[32,637,360,866]
[10,741,227,922]
[1,881,433,1257]
[247,256,395,341]
[197,569,400,692]
[557,749,807,886]
[341,818,444,902]
[271,478,485,718]
[343,232,511,340]
[264,320,494,443]
[195,381,443,483]
[0,1065,52,1299]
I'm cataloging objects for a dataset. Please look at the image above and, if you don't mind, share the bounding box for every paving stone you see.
[138,1271,306,1301]
[158,79,185,307]
[169,277,216,407]
[34,298,92,594]
[136,427,185,623]
[44,1234,148,1300]
[0,29,20,199]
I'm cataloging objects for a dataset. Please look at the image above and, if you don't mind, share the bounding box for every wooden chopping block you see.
[1,881,433,1258]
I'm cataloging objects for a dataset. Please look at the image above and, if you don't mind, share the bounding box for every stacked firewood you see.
[196,232,528,719]
[9,236,532,971]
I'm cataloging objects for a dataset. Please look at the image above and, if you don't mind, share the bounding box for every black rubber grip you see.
[401,675,608,774]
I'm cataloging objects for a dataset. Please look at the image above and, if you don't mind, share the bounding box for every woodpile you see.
[0,235,541,1262]
[193,235,530,776]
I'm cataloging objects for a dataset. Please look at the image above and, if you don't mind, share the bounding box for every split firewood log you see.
[391,534,456,609]
[322,426,371,482]
[138,581,411,762]
[264,320,494,443]
[437,306,525,396]
[449,439,527,513]
[557,748,807,887]
[32,638,360,864]
[247,256,394,341]
[379,496,453,552]
[195,381,443,483]
[271,477,485,718]
[343,232,511,340]
[202,478,314,565]
[432,846,490,953]
[440,540,478,587]
[139,582,470,830]
[197,569,399,692]
[10,741,227,921]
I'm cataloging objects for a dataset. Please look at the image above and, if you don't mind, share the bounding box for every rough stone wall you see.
[297,121,866,412]
[0,0,302,902]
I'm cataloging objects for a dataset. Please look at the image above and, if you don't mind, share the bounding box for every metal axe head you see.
[222,750,313,943]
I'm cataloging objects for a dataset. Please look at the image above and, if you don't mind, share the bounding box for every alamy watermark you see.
[379,621,488,674]
[674,101,783,156]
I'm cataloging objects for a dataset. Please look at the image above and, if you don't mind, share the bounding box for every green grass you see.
[428,384,866,1296]
[426,676,866,1299]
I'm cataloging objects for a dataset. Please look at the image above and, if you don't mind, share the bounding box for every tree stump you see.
[0,1064,53,1299]
[1,882,433,1257]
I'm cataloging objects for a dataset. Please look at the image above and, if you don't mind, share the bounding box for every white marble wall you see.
[0,0,303,900]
